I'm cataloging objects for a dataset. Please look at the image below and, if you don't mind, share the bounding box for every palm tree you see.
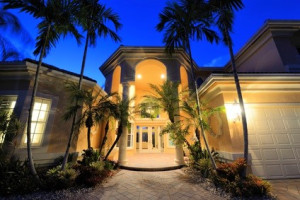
[0,5,32,61]
[63,0,122,170]
[208,0,248,177]
[63,84,118,149]
[1,0,82,180]
[156,0,219,170]
[104,96,132,161]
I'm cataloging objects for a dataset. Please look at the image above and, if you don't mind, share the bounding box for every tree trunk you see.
[99,121,109,155]
[26,24,51,181]
[225,29,248,178]
[62,32,89,170]
[186,38,217,170]
[104,123,122,160]
[87,126,91,149]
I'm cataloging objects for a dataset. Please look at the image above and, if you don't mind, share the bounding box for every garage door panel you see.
[260,135,275,145]
[266,164,284,178]
[291,134,300,144]
[283,164,300,176]
[280,148,297,160]
[247,104,300,179]
[269,119,286,130]
[262,149,279,161]
[275,134,291,145]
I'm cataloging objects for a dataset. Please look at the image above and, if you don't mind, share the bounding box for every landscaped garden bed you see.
[0,148,117,198]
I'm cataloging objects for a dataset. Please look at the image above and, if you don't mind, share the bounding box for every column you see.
[174,116,185,165]
[158,126,162,152]
[118,82,129,166]
[148,127,152,150]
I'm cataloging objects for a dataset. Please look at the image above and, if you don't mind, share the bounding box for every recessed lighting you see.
[161,74,165,79]
[137,74,142,79]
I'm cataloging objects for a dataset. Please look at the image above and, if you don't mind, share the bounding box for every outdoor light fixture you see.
[161,74,165,79]
[137,74,142,79]
[225,100,241,123]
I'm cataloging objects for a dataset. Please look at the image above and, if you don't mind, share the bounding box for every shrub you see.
[74,165,103,187]
[53,152,78,165]
[0,158,39,195]
[45,165,78,190]
[79,148,100,166]
[210,158,271,197]
[194,158,212,178]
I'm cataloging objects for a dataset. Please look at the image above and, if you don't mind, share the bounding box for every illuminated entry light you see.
[161,74,165,79]
[225,102,241,122]
[137,74,142,79]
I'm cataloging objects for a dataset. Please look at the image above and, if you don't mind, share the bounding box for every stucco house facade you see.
[0,20,299,179]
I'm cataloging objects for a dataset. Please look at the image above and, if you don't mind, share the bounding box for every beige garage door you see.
[246,104,300,179]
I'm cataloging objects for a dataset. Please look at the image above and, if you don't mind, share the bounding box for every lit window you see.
[23,98,51,146]
[127,124,133,147]
[0,96,17,143]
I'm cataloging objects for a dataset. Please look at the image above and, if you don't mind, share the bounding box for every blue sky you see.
[6,0,300,87]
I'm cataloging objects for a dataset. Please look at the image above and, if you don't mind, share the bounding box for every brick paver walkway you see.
[83,169,225,200]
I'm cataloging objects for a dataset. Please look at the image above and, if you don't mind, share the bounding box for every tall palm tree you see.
[63,84,118,149]
[1,0,81,180]
[0,5,32,61]
[156,0,219,170]
[104,96,132,161]
[208,0,248,177]
[63,0,122,169]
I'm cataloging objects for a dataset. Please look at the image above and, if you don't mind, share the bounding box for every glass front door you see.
[136,125,162,152]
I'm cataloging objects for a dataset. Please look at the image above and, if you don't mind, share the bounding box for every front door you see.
[136,126,162,152]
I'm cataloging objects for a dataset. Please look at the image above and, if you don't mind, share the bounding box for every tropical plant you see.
[63,84,118,149]
[181,97,224,147]
[1,0,82,180]
[208,0,248,177]
[104,96,133,161]
[157,0,219,170]
[64,0,122,170]
[0,5,32,61]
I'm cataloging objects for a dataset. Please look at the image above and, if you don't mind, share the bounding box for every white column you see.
[158,126,162,152]
[148,127,152,150]
[118,82,129,166]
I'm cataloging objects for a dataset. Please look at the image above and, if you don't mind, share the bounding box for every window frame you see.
[22,98,52,147]
[0,96,17,144]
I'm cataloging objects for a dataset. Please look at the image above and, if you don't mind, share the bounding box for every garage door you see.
[246,104,300,179]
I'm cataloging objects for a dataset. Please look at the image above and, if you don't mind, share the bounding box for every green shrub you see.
[90,161,105,171]
[0,159,39,195]
[45,165,78,190]
[104,160,116,170]
[79,148,100,166]
[53,152,78,165]
[73,165,104,187]
[194,158,212,178]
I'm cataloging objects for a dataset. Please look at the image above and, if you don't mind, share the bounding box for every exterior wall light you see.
[137,74,142,79]
[225,101,241,122]
[161,74,165,79]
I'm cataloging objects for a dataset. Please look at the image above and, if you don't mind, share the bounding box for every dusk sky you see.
[6,0,300,87]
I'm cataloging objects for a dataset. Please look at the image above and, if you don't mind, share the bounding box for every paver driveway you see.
[83,169,225,200]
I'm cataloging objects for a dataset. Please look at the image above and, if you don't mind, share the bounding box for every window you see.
[23,98,51,146]
[127,123,133,147]
[0,96,17,143]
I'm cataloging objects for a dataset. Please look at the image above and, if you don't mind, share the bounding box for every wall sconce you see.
[225,100,241,123]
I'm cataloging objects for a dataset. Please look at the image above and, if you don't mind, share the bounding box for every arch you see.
[180,66,189,90]
[111,66,121,94]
